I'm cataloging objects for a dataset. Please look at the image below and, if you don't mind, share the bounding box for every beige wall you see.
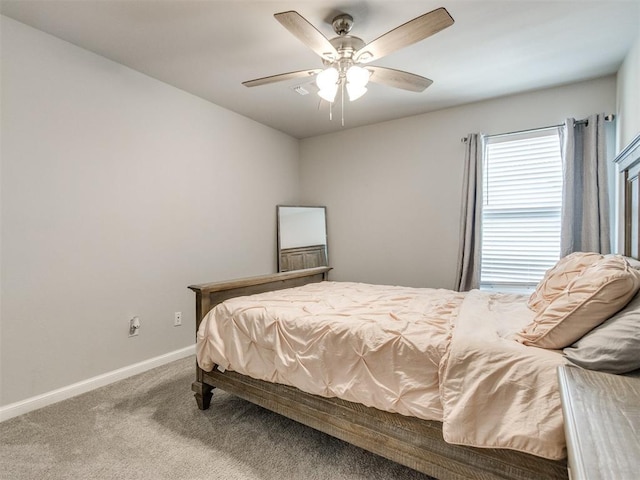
[617,24,640,150]
[0,17,300,405]
[300,76,617,289]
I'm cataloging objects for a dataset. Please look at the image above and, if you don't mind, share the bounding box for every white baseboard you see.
[0,344,195,422]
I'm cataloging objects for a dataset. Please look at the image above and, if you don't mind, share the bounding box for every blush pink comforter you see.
[196,281,567,459]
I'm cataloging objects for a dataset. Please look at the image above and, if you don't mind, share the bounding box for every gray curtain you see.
[560,114,611,256]
[455,133,483,292]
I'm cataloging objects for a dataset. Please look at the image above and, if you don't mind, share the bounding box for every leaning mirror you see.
[277,205,328,272]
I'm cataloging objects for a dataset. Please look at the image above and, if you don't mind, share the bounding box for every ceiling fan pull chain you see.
[341,81,345,127]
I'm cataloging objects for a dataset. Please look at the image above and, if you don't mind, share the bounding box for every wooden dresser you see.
[558,366,640,480]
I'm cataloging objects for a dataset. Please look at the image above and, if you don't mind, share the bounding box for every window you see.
[480,128,563,292]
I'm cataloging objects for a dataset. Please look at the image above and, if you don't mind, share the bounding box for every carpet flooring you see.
[0,356,435,479]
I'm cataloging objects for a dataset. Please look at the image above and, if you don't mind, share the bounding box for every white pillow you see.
[516,255,640,349]
[527,252,602,313]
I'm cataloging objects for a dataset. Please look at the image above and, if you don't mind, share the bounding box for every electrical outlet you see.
[129,316,140,337]
[174,311,182,327]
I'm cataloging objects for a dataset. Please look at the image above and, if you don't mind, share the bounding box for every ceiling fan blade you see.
[243,69,322,88]
[367,66,433,92]
[355,7,454,63]
[274,11,339,61]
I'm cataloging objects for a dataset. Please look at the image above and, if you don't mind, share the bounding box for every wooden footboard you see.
[188,266,567,480]
[189,266,332,330]
[188,267,332,409]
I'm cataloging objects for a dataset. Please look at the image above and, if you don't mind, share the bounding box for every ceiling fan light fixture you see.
[346,65,370,87]
[318,85,338,102]
[345,65,370,101]
[347,84,367,101]
[347,65,369,85]
[316,67,339,102]
[316,67,338,90]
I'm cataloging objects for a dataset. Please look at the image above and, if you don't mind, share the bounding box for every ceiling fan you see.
[243,7,454,108]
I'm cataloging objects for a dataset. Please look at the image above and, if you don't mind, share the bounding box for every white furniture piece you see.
[558,365,640,480]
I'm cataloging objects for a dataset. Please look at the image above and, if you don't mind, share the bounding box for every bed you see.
[189,134,640,480]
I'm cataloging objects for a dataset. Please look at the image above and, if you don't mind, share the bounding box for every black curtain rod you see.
[461,114,615,143]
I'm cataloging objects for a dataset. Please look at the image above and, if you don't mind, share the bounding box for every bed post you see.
[190,288,214,410]
[188,266,332,410]
[192,374,213,410]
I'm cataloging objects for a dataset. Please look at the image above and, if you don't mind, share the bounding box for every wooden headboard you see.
[615,134,640,258]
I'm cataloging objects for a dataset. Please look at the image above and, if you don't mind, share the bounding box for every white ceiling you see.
[1,1,639,139]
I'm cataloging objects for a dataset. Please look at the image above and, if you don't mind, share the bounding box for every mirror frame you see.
[277,205,328,272]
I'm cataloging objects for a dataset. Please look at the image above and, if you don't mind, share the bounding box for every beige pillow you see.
[516,255,640,349]
[527,252,603,312]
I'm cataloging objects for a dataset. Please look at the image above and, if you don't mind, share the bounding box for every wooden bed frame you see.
[188,134,640,480]
[189,266,566,480]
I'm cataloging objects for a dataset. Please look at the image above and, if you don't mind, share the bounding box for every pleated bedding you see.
[197,281,567,459]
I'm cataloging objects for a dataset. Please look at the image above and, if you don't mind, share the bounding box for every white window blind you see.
[480,128,562,291]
